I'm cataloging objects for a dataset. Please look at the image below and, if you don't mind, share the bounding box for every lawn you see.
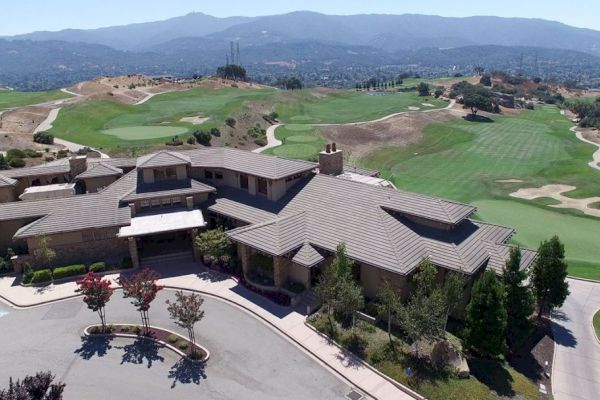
[275,90,446,124]
[101,126,189,140]
[0,89,72,110]
[593,310,600,341]
[361,105,600,279]
[263,124,325,161]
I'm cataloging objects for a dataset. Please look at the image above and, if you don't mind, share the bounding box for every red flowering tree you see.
[118,268,163,335]
[76,272,113,332]
[166,291,205,348]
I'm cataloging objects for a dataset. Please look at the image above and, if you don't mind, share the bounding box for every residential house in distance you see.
[0,145,536,308]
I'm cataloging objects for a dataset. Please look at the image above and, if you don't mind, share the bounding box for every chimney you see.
[129,203,136,218]
[319,143,343,176]
[69,156,87,180]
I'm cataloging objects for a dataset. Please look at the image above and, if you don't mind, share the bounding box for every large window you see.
[240,174,249,190]
[153,169,165,181]
[204,170,213,179]
[257,177,268,195]
[166,167,177,179]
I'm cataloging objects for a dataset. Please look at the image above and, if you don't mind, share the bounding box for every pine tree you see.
[465,270,507,357]
[532,236,570,318]
[503,247,534,341]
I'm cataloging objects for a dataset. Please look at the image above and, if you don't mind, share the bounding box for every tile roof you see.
[292,243,325,267]
[136,151,191,168]
[121,177,215,202]
[75,162,123,179]
[0,174,17,187]
[0,158,70,178]
[88,157,137,169]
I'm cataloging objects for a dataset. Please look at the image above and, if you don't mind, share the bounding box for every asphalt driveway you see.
[552,278,600,400]
[0,290,350,399]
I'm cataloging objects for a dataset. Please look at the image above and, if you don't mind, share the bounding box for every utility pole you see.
[236,41,241,66]
[230,42,235,66]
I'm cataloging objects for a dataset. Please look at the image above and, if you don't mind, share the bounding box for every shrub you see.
[22,263,34,284]
[88,261,106,273]
[168,334,178,344]
[210,128,221,137]
[254,137,267,146]
[186,136,196,145]
[33,131,54,145]
[195,228,232,258]
[133,326,142,335]
[193,130,211,146]
[6,149,26,160]
[52,264,86,279]
[8,158,26,168]
[24,149,42,158]
[120,326,130,332]
[56,150,69,159]
[120,256,133,269]
[225,117,236,128]
[178,340,189,350]
[30,268,53,283]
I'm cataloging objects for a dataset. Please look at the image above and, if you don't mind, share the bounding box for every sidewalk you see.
[0,263,418,400]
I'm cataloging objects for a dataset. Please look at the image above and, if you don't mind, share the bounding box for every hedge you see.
[88,261,106,273]
[52,264,86,280]
[30,269,52,283]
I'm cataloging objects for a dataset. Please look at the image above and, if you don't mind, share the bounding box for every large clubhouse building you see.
[0,146,536,302]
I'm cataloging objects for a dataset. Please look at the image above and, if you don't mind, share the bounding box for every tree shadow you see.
[74,335,113,360]
[551,321,577,348]
[468,358,515,397]
[463,114,494,123]
[168,358,207,388]
[551,310,570,322]
[119,337,165,368]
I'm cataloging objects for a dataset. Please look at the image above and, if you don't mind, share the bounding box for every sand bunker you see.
[408,106,420,111]
[496,179,524,183]
[510,184,600,217]
[422,103,435,107]
[180,115,210,125]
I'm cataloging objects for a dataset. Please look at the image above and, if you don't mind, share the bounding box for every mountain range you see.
[2,11,600,90]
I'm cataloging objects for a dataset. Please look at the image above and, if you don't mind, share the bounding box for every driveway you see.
[0,291,350,399]
[552,278,600,400]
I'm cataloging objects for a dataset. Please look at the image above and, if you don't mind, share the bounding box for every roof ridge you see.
[376,207,406,271]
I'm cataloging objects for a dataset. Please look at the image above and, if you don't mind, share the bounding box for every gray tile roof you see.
[75,162,123,179]
[292,243,325,267]
[137,151,191,168]
[88,157,137,169]
[121,177,215,202]
[0,174,17,187]
[487,245,538,274]
[0,158,70,178]
[343,165,380,177]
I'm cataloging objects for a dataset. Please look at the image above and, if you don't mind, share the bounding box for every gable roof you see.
[136,151,191,168]
[76,162,123,179]
[121,177,215,202]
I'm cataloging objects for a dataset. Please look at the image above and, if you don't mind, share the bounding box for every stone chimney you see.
[318,142,343,176]
[69,156,87,180]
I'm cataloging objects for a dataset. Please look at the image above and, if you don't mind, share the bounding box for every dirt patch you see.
[582,128,600,147]
[318,107,458,157]
[408,106,420,111]
[180,116,210,125]
[510,184,600,217]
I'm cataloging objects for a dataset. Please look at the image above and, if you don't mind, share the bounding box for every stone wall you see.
[318,149,343,176]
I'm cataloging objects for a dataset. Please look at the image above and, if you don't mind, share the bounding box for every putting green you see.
[286,135,321,143]
[101,126,188,140]
[290,115,314,122]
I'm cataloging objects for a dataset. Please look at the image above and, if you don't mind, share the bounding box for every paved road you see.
[0,291,350,400]
[552,278,600,400]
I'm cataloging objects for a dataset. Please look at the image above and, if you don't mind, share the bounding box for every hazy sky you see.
[2,0,599,35]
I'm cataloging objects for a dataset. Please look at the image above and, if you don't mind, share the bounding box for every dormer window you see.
[153,169,165,181]
[166,167,177,179]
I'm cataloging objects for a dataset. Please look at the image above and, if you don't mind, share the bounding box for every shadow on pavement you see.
[74,335,113,360]
[119,337,165,368]
[168,358,207,388]
[551,321,577,348]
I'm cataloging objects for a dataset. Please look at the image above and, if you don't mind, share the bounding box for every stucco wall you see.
[83,176,119,193]
[0,218,30,254]
[0,186,16,203]
[288,262,311,286]
[360,263,410,300]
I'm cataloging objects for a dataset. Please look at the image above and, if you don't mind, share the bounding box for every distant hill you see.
[8,11,600,55]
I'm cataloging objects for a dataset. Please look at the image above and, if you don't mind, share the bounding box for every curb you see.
[567,275,600,284]
[593,310,600,345]
[304,321,426,400]
[83,323,210,363]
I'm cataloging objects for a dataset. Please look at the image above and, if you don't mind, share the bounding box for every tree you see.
[335,277,364,334]
[119,268,163,335]
[417,82,430,97]
[474,65,485,76]
[442,270,465,331]
[0,154,8,170]
[192,130,211,146]
[194,228,231,258]
[479,74,492,86]
[76,272,113,332]
[463,90,493,116]
[33,131,54,145]
[33,234,55,269]
[434,88,444,98]
[503,247,534,340]
[314,257,339,334]
[0,371,65,400]
[216,64,247,81]
[284,77,302,90]
[399,258,445,357]
[465,271,507,357]
[531,236,570,318]
[376,281,401,343]
[166,290,205,350]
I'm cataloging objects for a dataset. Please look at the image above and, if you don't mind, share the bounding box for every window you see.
[204,170,213,179]
[257,177,268,195]
[161,198,171,206]
[151,199,161,208]
[215,172,223,180]
[172,197,182,206]
[153,169,165,181]
[240,174,249,190]
[166,167,177,179]
[140,200,151,209]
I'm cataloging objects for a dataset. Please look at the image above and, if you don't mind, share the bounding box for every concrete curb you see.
[83,323,210,363]
[566,275,600,284]
[304,321,426,400]
[593,310,600,345]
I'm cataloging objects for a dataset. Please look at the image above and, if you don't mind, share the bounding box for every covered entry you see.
[118,209,207,267]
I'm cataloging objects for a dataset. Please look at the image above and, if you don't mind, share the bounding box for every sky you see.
[2,0,600,36]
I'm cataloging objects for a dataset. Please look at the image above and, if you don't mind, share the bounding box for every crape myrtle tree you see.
[166,290,205,351]
[76,272,114,332]
[376,281,402,344]
[119,268,163,335]
[0,371,65,400]
[503,247,534,341]
[531,236,570,318]
[465,270,507,357]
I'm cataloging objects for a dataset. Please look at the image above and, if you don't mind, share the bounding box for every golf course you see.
[0,89,72,110]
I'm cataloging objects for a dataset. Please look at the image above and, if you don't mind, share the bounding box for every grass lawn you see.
[361,105,600,279]
[593,310,600,341]
[0,90,72,110]
[263,124,325,161]
[275,90,446,124]
[308,313,541,400]
[101,126,189,140]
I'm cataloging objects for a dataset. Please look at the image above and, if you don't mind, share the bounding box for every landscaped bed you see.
[84,324,209,362]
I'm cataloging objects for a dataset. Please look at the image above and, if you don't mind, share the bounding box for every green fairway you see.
[275,90,446,124]
[361,105,600,279]
[473,200,600,278]
[102,126,188,140]
[263,124,325,161]
[0,90,72,110]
